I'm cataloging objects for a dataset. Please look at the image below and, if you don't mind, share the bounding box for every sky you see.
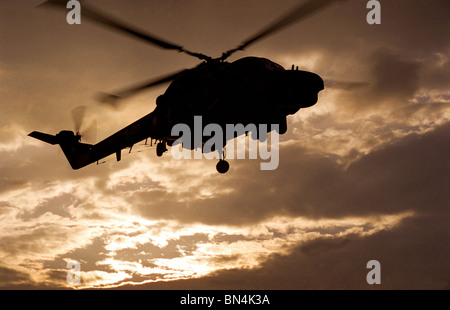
[0,0,449,289]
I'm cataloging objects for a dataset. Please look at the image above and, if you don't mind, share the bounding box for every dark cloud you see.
[44,236,110,273]
[20,193,73,220]
[0,266,33,288]
[335,48,438,113]
[369,48,421,103]
[420,52,450,91]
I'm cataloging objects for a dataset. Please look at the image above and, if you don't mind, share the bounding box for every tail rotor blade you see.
[82,120,97,143]
[71,105,87,134]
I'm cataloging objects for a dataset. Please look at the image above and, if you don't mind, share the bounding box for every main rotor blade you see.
[96,69,187,107]
[38,1,212,61]
[220,0,342,61]
[325,79,369,90]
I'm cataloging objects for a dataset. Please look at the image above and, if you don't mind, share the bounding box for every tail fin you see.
[29,130,94,170]
[29,131,59,145]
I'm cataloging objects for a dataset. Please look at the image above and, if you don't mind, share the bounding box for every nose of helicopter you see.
[272,69,324,113]
[291,69,324,92]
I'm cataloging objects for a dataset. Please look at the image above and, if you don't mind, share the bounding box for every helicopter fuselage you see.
[152,56,324,144]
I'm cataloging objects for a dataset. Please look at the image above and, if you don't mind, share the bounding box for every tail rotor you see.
[71,106,97,143]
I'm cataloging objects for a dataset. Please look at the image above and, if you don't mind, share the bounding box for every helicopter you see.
[29,0,343,173]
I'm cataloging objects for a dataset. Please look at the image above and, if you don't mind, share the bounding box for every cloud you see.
[38,212,413,289]
[0,266,33,288]
[118,212,448,290]
[131,121,449,225]
[369,49,421,104]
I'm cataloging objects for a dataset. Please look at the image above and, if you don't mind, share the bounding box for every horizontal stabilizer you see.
[29,131,58,145]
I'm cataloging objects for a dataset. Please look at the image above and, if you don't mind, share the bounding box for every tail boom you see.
[29,130,95,170]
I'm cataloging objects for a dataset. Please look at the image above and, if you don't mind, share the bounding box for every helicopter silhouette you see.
[29,0,345,173]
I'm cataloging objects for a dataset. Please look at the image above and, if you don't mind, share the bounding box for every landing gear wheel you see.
[216,160,229,174]
[156,142,167,157]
